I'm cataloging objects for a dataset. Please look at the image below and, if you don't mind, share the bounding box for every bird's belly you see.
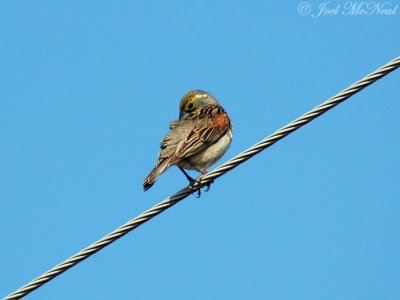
[179,130,232,171]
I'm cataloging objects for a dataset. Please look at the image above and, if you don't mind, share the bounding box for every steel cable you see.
[4,56,400,300]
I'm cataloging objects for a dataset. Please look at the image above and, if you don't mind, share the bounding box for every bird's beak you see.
[179,111,191,120]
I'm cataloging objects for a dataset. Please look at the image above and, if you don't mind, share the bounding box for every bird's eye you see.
[188,103,194,110]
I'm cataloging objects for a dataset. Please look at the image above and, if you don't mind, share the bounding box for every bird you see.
[143,89,233,192]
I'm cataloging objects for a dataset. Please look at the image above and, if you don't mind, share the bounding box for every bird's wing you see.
[170,112,231,164]
[157,122,183,161]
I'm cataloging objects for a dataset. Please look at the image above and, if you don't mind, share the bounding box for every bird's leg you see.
[179,167,201,197]
[179,167,195,183]
[197,169,214,192]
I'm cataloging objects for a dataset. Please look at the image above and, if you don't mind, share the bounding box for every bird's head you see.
[179,90,219,120]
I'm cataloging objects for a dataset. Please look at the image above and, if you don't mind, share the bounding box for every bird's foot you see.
[198,172,214,193]
[188,180,201,198]
[204,180,214,192]
[180,168,215,198]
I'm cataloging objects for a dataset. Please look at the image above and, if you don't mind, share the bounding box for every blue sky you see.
[1,1,399,299]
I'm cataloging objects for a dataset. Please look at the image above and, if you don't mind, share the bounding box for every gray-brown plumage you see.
[143,90,232,191]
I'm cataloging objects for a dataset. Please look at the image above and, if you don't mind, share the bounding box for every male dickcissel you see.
[143,90,233,192]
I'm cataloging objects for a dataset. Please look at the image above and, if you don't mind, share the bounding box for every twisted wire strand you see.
[4,56,400,300]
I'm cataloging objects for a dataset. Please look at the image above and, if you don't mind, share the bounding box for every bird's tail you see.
[143,160,169,191]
